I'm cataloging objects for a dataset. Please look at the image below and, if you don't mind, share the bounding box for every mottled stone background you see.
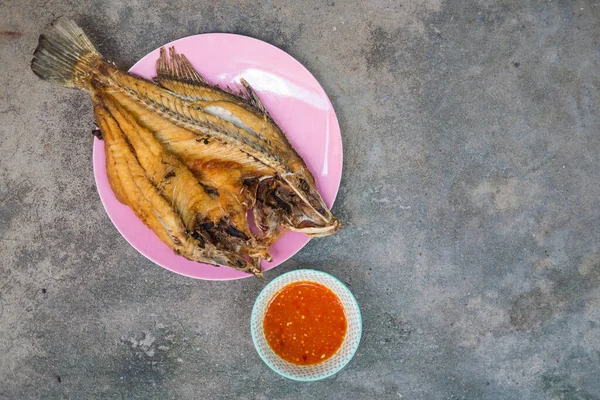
[1,0,599,398]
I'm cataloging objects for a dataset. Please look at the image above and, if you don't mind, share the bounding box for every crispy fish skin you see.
[103,90,274,253]
[103,97,269,262]
[104,98,221,229]
[94,102,258,273]
[103,45,337,233]
[152,47,340,235]
[155,48,302,161]
[95,51,338,232]
[96,67,290,170]
[31,17,262,274]
[103,89,274,176]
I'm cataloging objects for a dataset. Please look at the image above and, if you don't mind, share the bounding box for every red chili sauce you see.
[263,281,347,365]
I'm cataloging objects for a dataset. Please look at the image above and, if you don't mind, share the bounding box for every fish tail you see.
[31,17,101,89]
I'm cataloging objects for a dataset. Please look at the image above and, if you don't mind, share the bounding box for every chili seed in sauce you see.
[263,281,347,366]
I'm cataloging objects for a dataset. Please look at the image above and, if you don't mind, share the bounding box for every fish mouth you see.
[290,222,341,237]
[255,177,339,238]
[286,217,341,237]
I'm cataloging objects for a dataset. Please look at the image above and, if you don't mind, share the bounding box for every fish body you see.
[31,17,340,275]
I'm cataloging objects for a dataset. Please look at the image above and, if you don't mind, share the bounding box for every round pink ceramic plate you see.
[93,34,343,280]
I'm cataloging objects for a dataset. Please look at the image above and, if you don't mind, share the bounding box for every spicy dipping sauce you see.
[263,281,347,365]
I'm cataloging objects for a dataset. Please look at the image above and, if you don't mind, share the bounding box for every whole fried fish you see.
[31,17,340,275]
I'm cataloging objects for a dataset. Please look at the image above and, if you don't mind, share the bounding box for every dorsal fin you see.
[238,78,268,116]
[155,46,208,85]
[155,48,270,118]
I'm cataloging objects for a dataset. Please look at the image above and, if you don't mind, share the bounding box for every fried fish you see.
[31,17,340,275]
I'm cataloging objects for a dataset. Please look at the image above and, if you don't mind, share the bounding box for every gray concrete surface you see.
[1,0,599,398]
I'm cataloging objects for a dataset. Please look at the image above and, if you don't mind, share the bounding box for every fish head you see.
[264,175,340,237]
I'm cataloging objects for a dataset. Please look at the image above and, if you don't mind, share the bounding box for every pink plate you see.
[92,34,343,280]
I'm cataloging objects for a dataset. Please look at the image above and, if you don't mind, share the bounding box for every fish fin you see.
[154,48,271,116]
[238,78,269,116]
[31,17,100,88]
[155,46,208,85]
[154,47,271,118]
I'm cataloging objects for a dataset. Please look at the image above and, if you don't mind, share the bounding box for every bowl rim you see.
[250,269,362,381]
